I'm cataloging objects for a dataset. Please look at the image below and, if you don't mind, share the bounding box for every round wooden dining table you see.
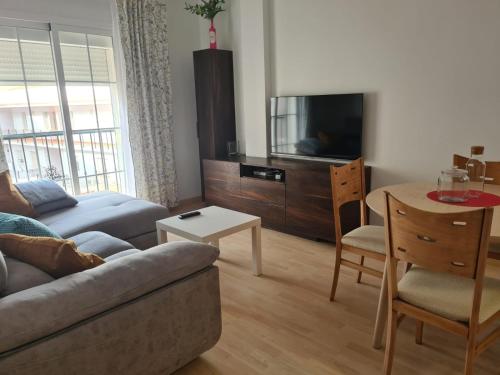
[366,182,500,349]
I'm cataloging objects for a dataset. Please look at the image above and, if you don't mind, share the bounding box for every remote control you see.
[178,211,201,220]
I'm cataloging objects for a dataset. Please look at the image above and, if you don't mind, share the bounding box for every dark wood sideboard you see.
[202,156,371,242]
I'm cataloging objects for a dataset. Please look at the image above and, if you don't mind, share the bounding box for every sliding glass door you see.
[0,21,124,195]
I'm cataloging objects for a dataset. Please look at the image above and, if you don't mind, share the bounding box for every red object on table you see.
[427,190,500,207]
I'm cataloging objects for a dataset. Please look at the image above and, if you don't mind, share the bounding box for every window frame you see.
[0,17,122,195]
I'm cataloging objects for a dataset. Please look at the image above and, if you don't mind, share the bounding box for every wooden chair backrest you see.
[330,158,367,241]
[485,161,500,185]
[454,155,500,185]
[383,192,493,279]
[453,154,468,169]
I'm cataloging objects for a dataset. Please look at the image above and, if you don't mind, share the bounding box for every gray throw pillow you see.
[16,180,78,215]
[0,251,7,293]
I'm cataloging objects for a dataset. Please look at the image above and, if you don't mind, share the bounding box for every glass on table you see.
[437,168,469,203]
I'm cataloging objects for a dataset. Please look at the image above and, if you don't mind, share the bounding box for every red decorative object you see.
[427,190,500,207]
[209,19,217,49]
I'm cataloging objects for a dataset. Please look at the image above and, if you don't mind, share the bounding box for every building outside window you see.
[0,21,125,195]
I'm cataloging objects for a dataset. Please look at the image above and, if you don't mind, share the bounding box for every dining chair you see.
[453,154,468,169]
[485,161,500,259]
[485,161,500,186]
[382,192,500,375]
[329,158,386,301]
[453,157,500,259]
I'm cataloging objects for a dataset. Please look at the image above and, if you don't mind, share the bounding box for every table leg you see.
[157,229,168,244]
[372,259,389,349]
[252,224,262,276]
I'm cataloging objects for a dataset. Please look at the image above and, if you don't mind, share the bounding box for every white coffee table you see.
[156,206,262,276]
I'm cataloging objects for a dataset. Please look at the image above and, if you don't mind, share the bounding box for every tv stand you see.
[202,156,371,242]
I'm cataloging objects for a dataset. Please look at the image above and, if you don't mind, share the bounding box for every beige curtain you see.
[115,0,178,207]
[0,135,8,173]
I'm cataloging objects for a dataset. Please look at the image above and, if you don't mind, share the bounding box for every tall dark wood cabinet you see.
[193,50,236,198]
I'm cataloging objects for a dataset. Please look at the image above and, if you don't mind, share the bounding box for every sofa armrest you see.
[0,241,219,354]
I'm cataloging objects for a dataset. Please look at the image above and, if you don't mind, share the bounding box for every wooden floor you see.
[170,227,500,375]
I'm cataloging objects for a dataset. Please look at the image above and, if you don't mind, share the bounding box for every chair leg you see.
[383,309,398,375]
[464,332,476,375]
[415,320,424,345]
[356,255,365,283]
[330,247,343,301]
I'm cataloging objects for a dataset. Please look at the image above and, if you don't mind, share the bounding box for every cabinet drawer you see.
[286,168,332,199]
[240,177,285,207]
[236,198,285,229]
[285,194,334,241]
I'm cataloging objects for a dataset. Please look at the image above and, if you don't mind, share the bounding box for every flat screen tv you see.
[270,93,363,160]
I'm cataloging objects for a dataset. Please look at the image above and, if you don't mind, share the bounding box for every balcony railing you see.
[3,128,124,195]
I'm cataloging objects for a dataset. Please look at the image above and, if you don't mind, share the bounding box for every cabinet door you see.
[193,50,236,160]
[285,168,335,241]
[239,177,285,229]
[203,160,240,209]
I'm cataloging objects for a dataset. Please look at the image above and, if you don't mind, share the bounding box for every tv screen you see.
[270,93,363,160]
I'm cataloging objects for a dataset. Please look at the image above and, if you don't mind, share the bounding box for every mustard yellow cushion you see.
[341,225,385,254]
[0,234,104,278]
[0,171,37,218]
[398,267,500,323]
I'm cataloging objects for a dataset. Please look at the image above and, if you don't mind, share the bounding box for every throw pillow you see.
[0,212,61,238]
[16,179,78,215]
[0,251,7,293]
[0,171,37,217]
[0,234,105,278]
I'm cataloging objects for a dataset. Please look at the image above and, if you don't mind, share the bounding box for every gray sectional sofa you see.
[39,191,170,249]
[0,192,222,375]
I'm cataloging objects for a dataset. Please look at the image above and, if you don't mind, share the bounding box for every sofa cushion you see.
[1,257,54,297]
[0,251,7,293]
[16,179,78,215]
[0,171,37,218]
[0,212,61,238]
[0,234,105,278]
[70,231,136,258]
[105,249,142,261]
[38,192,169,244]
[0,241,219,354]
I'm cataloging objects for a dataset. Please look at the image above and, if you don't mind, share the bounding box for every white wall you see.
[229,0,269,157]
[0,0,205,200]
[268,0,500,189]
[167,0,203,200]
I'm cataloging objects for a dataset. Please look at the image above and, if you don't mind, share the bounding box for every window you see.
[0,21,124,195]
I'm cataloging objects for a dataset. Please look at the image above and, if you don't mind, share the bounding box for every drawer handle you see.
[417,234,435,243]
[451,261,465,267]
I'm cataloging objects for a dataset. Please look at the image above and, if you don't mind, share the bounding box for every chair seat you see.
[398,267,500,323]
[341,225,385,254]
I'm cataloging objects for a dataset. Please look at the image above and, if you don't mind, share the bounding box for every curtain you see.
[0,135,8,173]
[110,0,136,197]
[115,0,178,207]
